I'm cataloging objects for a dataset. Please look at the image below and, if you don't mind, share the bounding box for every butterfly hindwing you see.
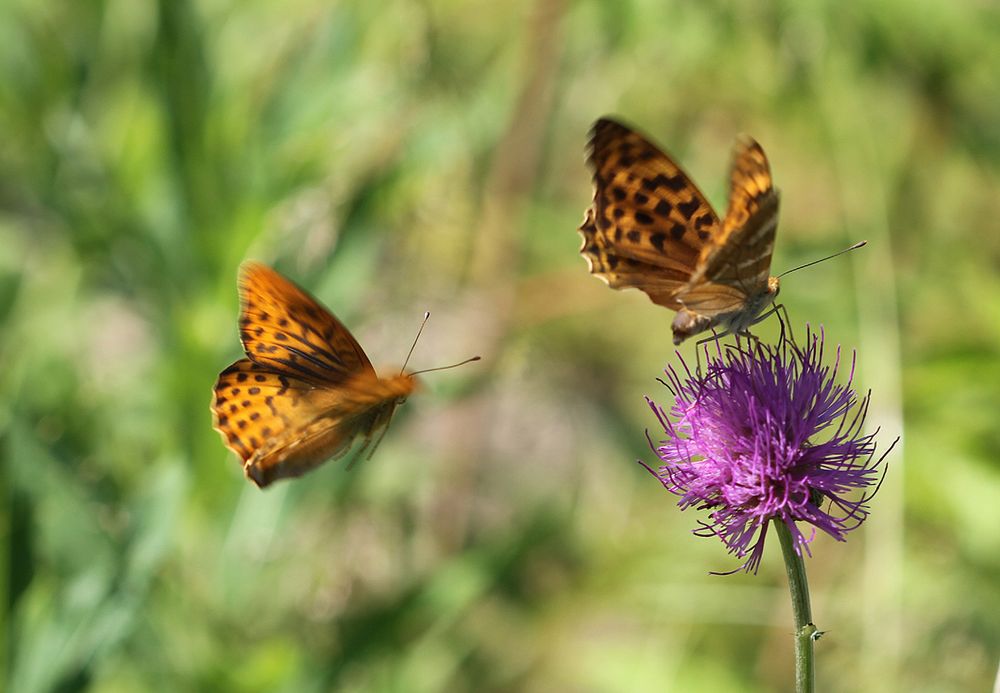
[212,359,417,487]
[240,372,416,487]
[212,358,322,467]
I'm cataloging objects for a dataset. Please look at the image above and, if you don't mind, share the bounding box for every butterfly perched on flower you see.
[579,117,781,345]
[211,263,422,488]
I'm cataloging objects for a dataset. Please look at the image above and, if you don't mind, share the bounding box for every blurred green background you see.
[2,0,998,691]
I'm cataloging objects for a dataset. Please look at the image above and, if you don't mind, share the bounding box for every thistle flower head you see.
[645,328,895,574]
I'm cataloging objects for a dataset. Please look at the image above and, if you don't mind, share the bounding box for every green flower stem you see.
[774,518,817,693]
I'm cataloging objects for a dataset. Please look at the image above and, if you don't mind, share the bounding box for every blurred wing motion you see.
[579,117,780,345]
[211,263,416,488]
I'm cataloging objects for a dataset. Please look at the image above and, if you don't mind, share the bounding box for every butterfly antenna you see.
[777,241,867,278]
[409,356,481,376]
[401,311,431,374]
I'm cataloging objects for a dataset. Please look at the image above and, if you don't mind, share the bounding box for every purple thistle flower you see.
[644,328,896,574]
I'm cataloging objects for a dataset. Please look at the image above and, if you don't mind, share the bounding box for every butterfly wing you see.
[679,136,779,315]
[580,117,722,309]
[238,262,375,386]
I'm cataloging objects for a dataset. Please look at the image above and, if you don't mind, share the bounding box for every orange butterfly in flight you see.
[579,117,782,345]
[211,263,476,488]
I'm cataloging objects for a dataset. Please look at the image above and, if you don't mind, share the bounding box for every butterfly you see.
[579,117,781,346]
[211,263,420,488]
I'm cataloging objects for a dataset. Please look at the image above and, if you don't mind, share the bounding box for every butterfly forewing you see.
[580,118,724,311]
[586,118,721,265]
[238,263,375,387]
[722,137,776,235]
[690,137,780,297]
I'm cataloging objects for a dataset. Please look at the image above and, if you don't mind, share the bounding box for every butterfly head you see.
[767,275,780,299]
[382,372,421,406]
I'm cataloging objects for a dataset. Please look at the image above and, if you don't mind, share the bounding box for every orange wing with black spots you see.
[238,263,375,385]
[582,118,720,274]
[212,263,417,488]
[579,117,781,345]
[689,136,779,297]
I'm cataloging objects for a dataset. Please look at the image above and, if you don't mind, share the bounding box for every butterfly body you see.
[212,263,419,488]
[672,276,780,345]
[579,118,781,345]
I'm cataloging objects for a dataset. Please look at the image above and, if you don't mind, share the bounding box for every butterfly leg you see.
[364,418,394,461]
[751,302,799,351]
[735,330,762,349]
[739,302,799,350]
[775,303,800,350]
[345,438,373,471]
[693,329,727,376]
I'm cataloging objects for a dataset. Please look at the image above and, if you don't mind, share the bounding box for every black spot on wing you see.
[694,213,713,230]
[678,198,700,220]
[642,173,687,193]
